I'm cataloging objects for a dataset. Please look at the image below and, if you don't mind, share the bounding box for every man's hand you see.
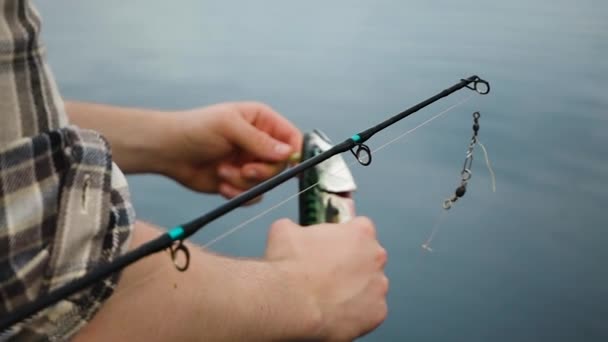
[66,101,302,202]
[161,102,302,200]
[266,217,389,341]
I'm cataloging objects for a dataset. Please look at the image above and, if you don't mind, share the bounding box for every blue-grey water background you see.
[38,1,607,341]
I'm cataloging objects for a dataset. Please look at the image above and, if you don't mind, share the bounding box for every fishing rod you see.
[0,75,490,330]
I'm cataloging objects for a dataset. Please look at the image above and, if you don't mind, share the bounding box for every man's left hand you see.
[160,102,302,202]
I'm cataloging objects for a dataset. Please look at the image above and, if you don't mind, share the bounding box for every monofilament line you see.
[202,182,317,248]
[421,210,448,252]
[372,93,474,154]
[477,141,496,192]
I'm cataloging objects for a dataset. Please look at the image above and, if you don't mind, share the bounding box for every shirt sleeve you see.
[0,127,135,340]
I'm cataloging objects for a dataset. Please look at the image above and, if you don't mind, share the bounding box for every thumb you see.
[266,218,300,259]
[227,117,293,161]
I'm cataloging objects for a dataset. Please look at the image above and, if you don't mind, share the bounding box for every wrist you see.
[114,110,179,175]
[185,255,324,341]
[267,260,325,340]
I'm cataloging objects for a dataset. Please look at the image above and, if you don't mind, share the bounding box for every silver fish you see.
[298,129,357,226]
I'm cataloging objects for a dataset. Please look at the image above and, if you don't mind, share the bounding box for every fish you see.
[298,129,357,226]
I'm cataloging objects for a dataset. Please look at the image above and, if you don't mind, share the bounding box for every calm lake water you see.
[38,1,607,341]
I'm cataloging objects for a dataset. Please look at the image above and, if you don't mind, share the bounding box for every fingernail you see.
[274,143,291,155]
[218,167,233,178]
[219,183,236,198]
[245,169,258,179]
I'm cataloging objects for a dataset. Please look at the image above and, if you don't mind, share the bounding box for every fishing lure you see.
[298,129,357,226]
[0,75,490,330]
[442,111,482,210]
[422,111,496,252]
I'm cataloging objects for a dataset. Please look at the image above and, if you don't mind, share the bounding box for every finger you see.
[236,102,303,153]
[245,196,263,205]
[240,161,288,182]
[223,113,294,162]
[268,218,299,240]
[379,274,390,295]
[351,216,377,239]
[376,247,388,269]
[218,182,262,205]
[266,218,300,258]
[218,164,255,189]
[217,164,251,189]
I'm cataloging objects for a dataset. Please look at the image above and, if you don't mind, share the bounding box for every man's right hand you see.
[265,217,389,341]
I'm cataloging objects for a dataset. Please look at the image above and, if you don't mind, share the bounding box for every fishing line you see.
[204,93,475,248]
[203,183,317,248]
[371,93,475,154]
[478,141,496,193]
[421,210,448,252]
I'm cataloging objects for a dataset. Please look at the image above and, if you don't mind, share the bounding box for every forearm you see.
[74,222,320,341]
[65,101,175,174]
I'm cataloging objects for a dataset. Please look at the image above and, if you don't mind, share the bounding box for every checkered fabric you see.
[1,0,134,340]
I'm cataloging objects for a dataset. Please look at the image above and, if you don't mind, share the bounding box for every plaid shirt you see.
[1,1,134,340]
